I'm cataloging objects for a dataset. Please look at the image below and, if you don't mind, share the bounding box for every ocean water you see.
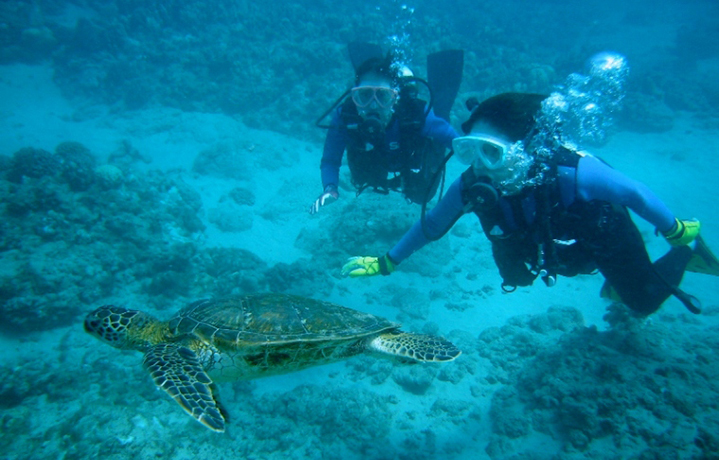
[1,0,719,458]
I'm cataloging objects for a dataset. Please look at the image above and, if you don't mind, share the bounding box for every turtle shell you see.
[168,293,399,347]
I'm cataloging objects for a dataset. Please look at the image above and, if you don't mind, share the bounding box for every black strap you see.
[378,256,392,276]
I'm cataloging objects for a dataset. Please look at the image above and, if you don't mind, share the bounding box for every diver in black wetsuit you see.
[342,92,719,316]
[310,46,463,214]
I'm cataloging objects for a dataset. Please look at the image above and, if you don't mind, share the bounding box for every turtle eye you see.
[84,306,130,344]
[83,317,100,333]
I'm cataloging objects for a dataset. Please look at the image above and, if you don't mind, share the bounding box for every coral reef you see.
[247,385,397,458]
[295,192,419,261]
[2,0,716,143]
[1,137,359,332]
[55,141,97,191]
[3,295,718,459]
[207,201,253,233]
[95,164,124,190]
[0,2,60,63]
[227,187,255,206]
[21,0,710,143]
[392,365,439,395]
[7,147,59,183]
[0,143,267,331]
[381,285,431,321]
[0,324,473,460]
[196,247,267,296]
[482,304,719,458]
[0,154,10,178]
[265,258,334,298]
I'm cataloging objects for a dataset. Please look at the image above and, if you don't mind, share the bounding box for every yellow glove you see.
[342,255,395,277]
[663,218,701,246]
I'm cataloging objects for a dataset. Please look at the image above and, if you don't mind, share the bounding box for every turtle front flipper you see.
[369,331,461,362]
[143,343,227,432]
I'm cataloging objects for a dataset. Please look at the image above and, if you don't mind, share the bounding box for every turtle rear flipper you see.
[143,343,226,432]
[369,331,461,362]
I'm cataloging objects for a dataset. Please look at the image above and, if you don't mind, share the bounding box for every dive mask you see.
[351,86,398,109]
[452,135,512,170]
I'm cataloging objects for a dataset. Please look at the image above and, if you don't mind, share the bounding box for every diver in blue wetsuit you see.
[310,50,461,214]
[343,92,718,316]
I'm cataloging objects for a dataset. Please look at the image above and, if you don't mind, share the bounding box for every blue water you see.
[1,0,718,458]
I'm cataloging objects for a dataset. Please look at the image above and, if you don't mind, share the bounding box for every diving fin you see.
[600,280,622,302]
[427,49,464,122]
[348,42,384,73]
[686,235,719,276]
[600,279,701,315]
[599,241,704,315]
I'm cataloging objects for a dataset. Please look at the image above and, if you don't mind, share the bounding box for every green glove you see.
[342,255,395,277]
[663,218,701,246]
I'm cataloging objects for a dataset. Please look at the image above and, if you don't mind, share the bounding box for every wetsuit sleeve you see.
[388,176,466,263]
[575,155,676,232]
[320,109,348,189]
[421,109,459,150]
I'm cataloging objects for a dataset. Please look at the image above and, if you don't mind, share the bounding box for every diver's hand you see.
[342,255,395,277]
[309,185,339,215]
[663,218,701,246]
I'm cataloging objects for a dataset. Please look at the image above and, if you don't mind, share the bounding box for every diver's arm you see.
[320,110,348,189]
[422,109,460,150]
[388,177,466,263]
[575,155,675,232]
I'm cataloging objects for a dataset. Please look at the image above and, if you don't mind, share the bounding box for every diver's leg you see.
[591,206,691,315]
[652,245,693,290]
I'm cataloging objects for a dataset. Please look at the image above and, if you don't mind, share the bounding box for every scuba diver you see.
[309,44,464,214]
[341,91,719,316]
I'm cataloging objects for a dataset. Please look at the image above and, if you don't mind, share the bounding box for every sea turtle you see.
[84,293,461,432]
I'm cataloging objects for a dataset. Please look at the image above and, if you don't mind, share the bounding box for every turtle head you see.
[84,306,160,351]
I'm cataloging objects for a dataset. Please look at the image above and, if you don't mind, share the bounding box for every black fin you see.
[348,42,384,73]
[427,49,464,122]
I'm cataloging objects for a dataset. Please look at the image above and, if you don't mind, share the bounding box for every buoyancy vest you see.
[340,97,443,203]
[461,146,603,289]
